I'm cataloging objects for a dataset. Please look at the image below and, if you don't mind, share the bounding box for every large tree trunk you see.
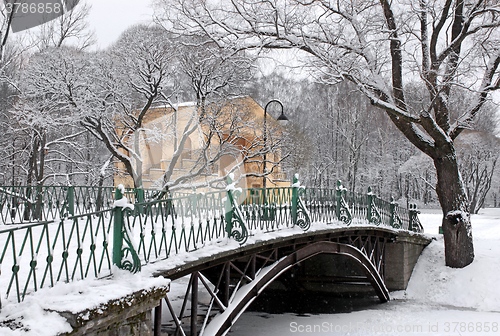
[434,154,474,268]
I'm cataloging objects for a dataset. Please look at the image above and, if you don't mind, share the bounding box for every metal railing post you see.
[367,187,374,223]
[67,186,75,216]
[335,180,352,225]
[335,180,342,220]
[113,187,141,273]
[291,175,299,225]
[136,188,144,214]
[290,174,311,230]
[389,196,403,229]
[389,197,396,227]
[224,175,248,244]
[409,203,423,232]
[366,187,381,225]
[113,187,124,268]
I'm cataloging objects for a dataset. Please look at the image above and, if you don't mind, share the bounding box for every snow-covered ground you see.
[228,209,500,336]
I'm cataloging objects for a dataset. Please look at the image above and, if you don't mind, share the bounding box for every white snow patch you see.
[402,209,500,312]
[117,184,126,194]
[225,177,242,195]
[446,209,468,219]
[0,269,169,336]
[113,196,134,211]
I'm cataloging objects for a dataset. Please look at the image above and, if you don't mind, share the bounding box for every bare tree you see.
[82,25,179,189]
[81,25,271,191]
[11,47,106,186]
[1,0,99,188]
[157,0,500,267]
[399,129,500,214]
[456,131,500,214]
[33,1,96,51]
[398,153,437,204]
[249,73,415,197]
[156,37,262,189]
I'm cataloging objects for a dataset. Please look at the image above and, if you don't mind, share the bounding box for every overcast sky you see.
[85,0,155,49]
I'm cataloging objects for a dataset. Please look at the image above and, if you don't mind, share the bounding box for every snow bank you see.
[0,268,169,336]
[401,209,500,312]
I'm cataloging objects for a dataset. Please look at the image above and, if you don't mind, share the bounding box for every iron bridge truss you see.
[154,229,393,336]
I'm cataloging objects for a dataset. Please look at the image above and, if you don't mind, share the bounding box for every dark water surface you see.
[248,291,381,315]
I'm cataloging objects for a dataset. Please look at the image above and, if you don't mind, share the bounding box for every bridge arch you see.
[204,241,389,336]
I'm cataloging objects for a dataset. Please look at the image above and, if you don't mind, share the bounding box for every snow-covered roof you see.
[149,101,197,110]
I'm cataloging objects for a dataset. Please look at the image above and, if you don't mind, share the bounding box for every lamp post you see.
[262,100,289,218]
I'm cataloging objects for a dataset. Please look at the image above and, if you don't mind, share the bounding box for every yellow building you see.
[114,96,289,190]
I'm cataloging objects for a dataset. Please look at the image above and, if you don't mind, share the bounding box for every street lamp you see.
[262,100,289,213]
[276,109,289,126]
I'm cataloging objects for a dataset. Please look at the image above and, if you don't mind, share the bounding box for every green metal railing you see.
[0,177,422,308]
[0,209,115,305]
[0,186,173,225]
[0,186,115,224]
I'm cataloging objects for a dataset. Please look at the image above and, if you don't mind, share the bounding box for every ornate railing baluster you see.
[367,187,382,225]
[113,186,141,273]
[409,204,423,232]
[224,175,248,244]
[291,174,311,231]
[389,197,403,229]
[335,181,352,225]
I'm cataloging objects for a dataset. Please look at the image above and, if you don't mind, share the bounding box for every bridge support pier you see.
[58,285,169,336]
[153,304,162,336]
[384,232,432,290]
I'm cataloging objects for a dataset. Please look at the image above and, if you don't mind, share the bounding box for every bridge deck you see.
[152,226,400,279]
